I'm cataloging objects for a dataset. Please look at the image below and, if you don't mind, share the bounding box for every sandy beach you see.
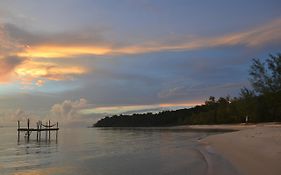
[201,123,281,175]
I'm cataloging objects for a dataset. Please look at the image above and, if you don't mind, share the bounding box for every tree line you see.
[94,53,281,127]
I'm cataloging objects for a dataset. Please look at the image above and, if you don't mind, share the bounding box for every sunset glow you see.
[0,2,280,175]
[18,45,112,58]
[79,102,203,115]
[0,0,280,123]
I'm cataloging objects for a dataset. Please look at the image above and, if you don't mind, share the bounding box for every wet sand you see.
[201,123,281,175]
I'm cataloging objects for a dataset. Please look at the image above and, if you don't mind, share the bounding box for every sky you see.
[0,0,281,125]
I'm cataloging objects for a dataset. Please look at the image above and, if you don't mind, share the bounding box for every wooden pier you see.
[17,118,59,142]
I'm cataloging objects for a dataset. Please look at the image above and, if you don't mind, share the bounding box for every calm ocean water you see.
[0,126,239,175]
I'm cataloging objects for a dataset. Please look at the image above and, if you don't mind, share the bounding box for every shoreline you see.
[200,123,281,175]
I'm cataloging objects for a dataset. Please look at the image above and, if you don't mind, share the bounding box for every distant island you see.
[94,54,281,127]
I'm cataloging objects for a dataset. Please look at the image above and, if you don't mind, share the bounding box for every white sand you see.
[201,124,281,175]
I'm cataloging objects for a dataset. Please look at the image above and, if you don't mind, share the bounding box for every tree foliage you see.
[250,54,281,94]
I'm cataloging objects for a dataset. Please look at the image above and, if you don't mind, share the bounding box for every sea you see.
[0,126,240,175]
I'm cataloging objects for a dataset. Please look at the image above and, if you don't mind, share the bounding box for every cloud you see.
[50,98,89,121]
[0,98,100,126]
[12,18,281,58]
[49,98,199,125]
[0,24,23,57]
[1,18,280,90]
[12,108,31,120]
[0,24,27,83]
[80,105,161,115]
[2,23,112,58]
[0,108,34,125]
[35,79,45,87]
[210,18,281,47]
[0,56,26,83]
[158,82,247,101]
[0,23,89,86]
[80,102,200,115]
[15,60,87,87]
[3,23,109,46]
[2,58,87,88]
[49,98,107,126]
[18,45,112,58]
[113,18,281,54]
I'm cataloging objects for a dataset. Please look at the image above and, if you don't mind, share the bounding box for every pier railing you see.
[17,119,59,142]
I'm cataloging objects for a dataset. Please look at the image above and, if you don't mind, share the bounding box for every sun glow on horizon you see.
[79,101,203,115]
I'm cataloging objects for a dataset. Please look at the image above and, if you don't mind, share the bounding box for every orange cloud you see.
[159,101,203,107]
[117,18,281,54]
[15,60,87,86]
[18,45,112,58]
[1,18,280,87]
[0,56,26,83]
[1,24,89,86]
[35,79,45,86]
[15,18,281,58]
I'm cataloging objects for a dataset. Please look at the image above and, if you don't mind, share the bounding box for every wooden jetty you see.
[17,118,59,141]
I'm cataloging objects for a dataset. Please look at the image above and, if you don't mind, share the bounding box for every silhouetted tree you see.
[250,54,281,94]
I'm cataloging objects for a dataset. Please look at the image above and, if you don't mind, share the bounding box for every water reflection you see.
[0,127,238,175]
[97,127,237,133]
[10,167,71,175]
[0,128,59,175]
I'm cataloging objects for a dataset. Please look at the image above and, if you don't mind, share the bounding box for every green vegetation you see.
[94,54,281,127]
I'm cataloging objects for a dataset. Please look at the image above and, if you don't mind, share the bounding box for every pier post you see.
[17,120,20,142]
[36,122,39,141]
[45,122,48,141]
[48,120,51,141]
[56,122,58,142]
[27,118,30,141]
[39,121,41,141]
